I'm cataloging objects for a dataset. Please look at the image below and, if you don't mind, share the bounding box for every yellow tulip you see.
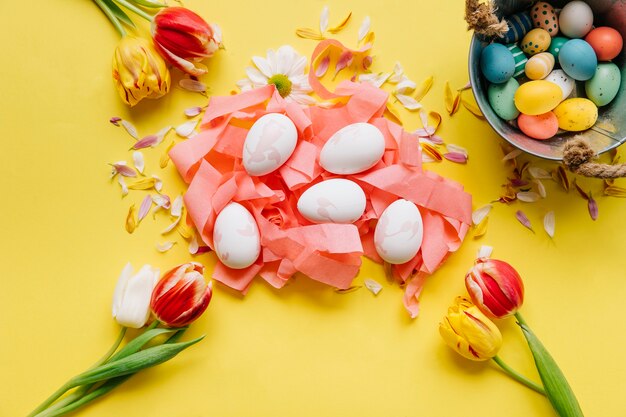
[112,36,171,106]
[439,296,502,361]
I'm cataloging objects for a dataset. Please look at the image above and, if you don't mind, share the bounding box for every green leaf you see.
[518,322,584,417]
[127,0,167,8]
[101,0,136,28]
[69,336,204,387]
[108,327,179,362]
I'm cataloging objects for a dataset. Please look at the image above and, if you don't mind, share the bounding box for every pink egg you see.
[585,27,623,61]
[518,112,559,140]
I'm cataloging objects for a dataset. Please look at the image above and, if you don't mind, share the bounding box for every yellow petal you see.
[462,95,484,118]
[128,177,156,190]
[295,27,324,40]
[328,12,352,33]
[160,141,175,168]
[414,76,433,102]
[125,204,137,234]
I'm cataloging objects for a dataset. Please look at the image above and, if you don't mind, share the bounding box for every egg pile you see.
[481,0,623,140]
[213,114,424,269]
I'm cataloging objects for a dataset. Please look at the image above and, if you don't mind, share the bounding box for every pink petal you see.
[316,54,330,78]
[588,194,598,221]
[110,116,121,126]
[138,195,152,222]
[515,210,534,232]
[132,135,159,150]
[443,152,468,164]
[152,194,171,210]
[179,78,207,92]
[429,135,445,145]
[184,106,203,117]
[334,50,353,77]
[414,127,436,137]
[362,55,373,70]
[111,162,137,177]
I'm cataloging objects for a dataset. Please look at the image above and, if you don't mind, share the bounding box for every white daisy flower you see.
[236,45,315,105]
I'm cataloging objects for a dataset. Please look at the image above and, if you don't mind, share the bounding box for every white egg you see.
[297,179,366,224]
[213,202,261,269]
[374,199,423,264]
[320,122,385,175]
[559,1,594,38]
[243,113,297,176]
[545,69,575,100]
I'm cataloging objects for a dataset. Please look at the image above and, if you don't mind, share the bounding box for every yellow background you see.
[1,1,625,416]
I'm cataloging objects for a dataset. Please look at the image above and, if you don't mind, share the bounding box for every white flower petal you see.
[245,66,268,84]
[364,278,382,295]
[358,16,371,42]
[288,55,307,78]
[171,195,183,217]
[288,93,316,105]
[114,265,159,328]
[394,77,417,94]
[320,6,329,33]
[477,245,493,259]
[252,56,273,78]
[112,262,133,318]
[389,62,404,83]
[266,49,278,74]
[276,45,296,75]
[395,93,422,110]
[133,151,145,174]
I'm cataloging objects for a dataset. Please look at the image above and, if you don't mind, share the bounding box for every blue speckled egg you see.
[481,43,515,84]
[558,39,598,81]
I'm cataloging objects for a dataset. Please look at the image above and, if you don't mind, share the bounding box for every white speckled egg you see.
[374,199,423,265]
[320,123,385,174]
[243,113,297,176]
[545,69,575,100]
[297,179,366,224]
[559,1,594,38]
[213,202,261,269]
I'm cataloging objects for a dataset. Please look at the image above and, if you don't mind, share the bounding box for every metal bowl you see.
[469,0,626,160]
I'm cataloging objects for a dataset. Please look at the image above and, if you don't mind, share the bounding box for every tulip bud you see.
[112,36,171,106]
[465,258,524,319]
[150,262,212,327]
[112,263,160,328]
[439,297,503,361]
[151,7,222,76]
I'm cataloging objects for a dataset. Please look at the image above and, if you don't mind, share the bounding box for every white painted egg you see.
[320,123,385,175]
[545,69,575,100]
[243,113,297,176]
[559,1,594,38]
[374,199,424,265]
[297,179,366,224]
[213,202,261,269]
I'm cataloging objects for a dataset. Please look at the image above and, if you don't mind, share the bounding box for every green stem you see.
[492,355,546,396]
[27,382,73,417]
[93,0,127,36]
[113,0,154,21]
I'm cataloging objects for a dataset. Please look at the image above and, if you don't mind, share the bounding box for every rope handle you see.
[465,0,508,38]
[563,138,626,179]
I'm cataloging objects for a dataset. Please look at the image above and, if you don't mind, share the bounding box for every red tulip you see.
[151,7,222,76]
[464,258,524,319]
[151,262,212,327]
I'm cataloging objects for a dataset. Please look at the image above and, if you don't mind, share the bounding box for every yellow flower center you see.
[268,74,292,98]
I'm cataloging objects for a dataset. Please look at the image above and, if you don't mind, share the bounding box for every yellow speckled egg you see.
[524,52,555,80]
[553,98,598,131]
[514,80,562,115]
[521,28,552,55]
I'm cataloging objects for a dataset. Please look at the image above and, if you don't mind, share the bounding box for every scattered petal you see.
[534,179,546,198]
[110,116,121,126]
[446,144,468,156]
[364,278,382,295]
[111,162,137,178]
[160,141,175,169]
[515,210,534,232]
[604,184,626,197]
[573,180,590,200]
[477,245,493,259]
[517,191,541,202]
[296,27,324,40]
[179,78,207,93]
[121,120,139,139]
[358,16,371,42]
[502,149,523,161]
[125,204,137,234]
[133,151,145,174]
[335,286,362,294]
[444,82,455,114]
[473,216,488,238]
[472,204,492,226]
[152,174,163,192]
[588,193,598,220]
[184,106,203,117]
[458,81,472,91]
[154,125,172,146]
[443,152,468,164]
[176,120,198,138]
[328,12,352,33]
[553,166,570,192]
[389,62,404,84]
[177,218,193,239]
[394,76,416,95]
[358,72,390,88]
[171,195,183,217]
[138,194,152,222]
[420,141,442,162]
[334,50,353,78]
[128,177,156,190]
[132,135,159,150]
[543,211,555,238]
[461,96,484,118]
[118,176,128,197]
[414,127,436,137]
[510,178,529,188]
[395,93,422,110]
[161,216,181,234]
[414,76,433,102]
[156,241,176,252]
[428,111,442,132]
[429,135,445,145]
[152,194,171,213]
[362,55,373,70]
[188,233,199,254]
[529,166,551,179]
[320,6,329,33]
[315,54,331,77]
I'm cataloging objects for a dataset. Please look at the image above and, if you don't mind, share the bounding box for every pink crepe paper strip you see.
[170,82,472,317]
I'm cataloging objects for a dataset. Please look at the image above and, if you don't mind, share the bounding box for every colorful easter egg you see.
[585,63,622,106]
[488,78,520,121]
[559,1,594,38]
[531,2,559,37]
[518,112,559,140]
[297,179,366,224]
[558,39,598,81]
[500,11,534,44]
[514,80,562,115]
[480,43,516,84]
[553,98,598,131]
[213,202,261,269]
[243,113,297,176]
[521,28,552,56]
[374,199,423,265]
[320,123,385,175]
[507,43,528,77]
[525,52,555,79]
[585,27,624,61]
[548,36,569,60]
[545,69,575,99]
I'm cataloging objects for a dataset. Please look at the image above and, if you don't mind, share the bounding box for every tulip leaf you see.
[127,0,167,8]
[101,0,136,28]
[108,327,179,362]
[70,336,204,388]
[517,320,584,417]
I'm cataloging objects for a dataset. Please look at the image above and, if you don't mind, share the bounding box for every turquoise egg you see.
[481,43,515,84]
[488,78,520,120]
[548,36,569,60]
[558,39,598,81]
[585,63,621,106]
